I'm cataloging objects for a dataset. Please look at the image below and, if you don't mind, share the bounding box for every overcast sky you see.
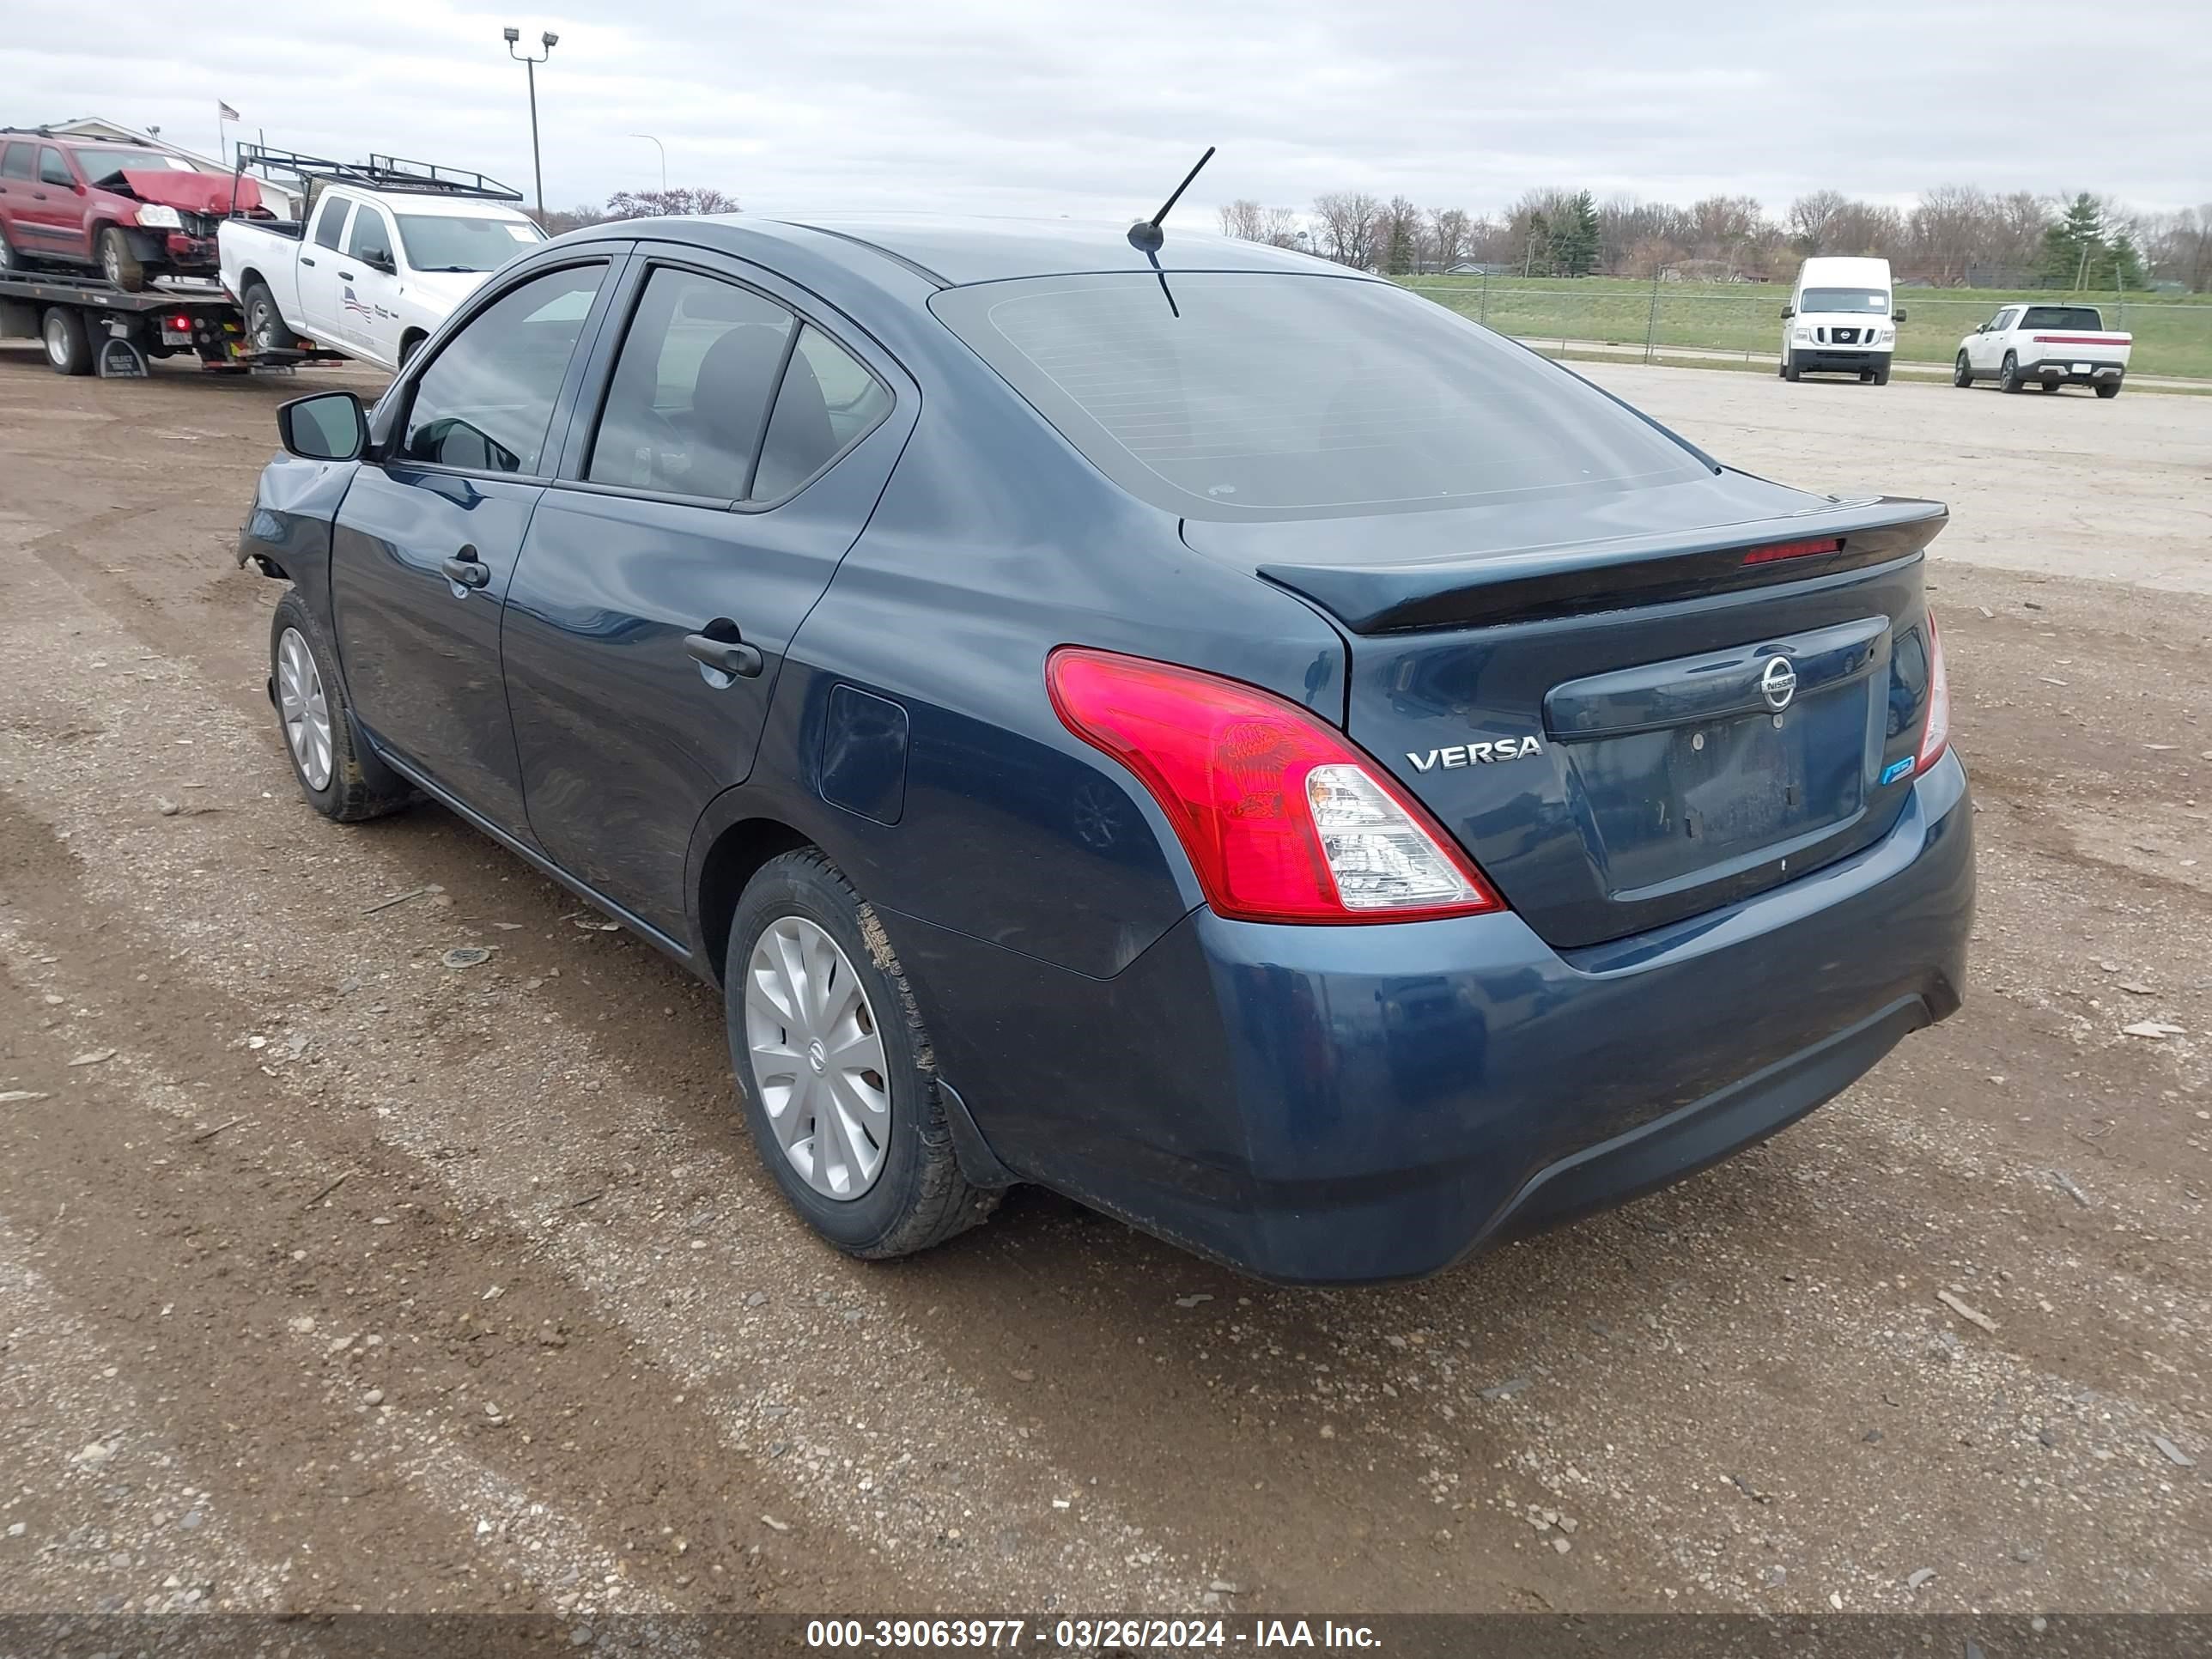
[7,1,2206,222]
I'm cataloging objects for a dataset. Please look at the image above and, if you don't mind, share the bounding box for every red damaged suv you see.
[0,129,263,290]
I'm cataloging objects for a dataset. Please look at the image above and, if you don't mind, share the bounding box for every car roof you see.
[337,185,535,221]
[569,213,1354,289]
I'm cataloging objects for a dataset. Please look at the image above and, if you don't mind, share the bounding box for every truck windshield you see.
[931,273,1705,520]
[1799,289,1889,313]
[2019,306,2104,330]
[72,149,198,185]
[395,215,546,272]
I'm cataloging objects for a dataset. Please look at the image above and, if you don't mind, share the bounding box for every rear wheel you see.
[727,849,997,1260]
[97,226,145,292]
[40,307,92,376]
[2096,381,2121,399]
[1953,351,1973,387]
[243,283,291,354]
[1999,350,2024,393]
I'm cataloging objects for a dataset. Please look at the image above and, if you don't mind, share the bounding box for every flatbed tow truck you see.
[0,267,347,378]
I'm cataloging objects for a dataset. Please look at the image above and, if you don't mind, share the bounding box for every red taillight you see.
[1741,537,1843,566]
[169,314,192,331]
[1046,647,1504,924]
[1915,609,1950,774]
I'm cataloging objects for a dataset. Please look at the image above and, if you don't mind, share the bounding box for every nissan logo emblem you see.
[1759,654,1798,713]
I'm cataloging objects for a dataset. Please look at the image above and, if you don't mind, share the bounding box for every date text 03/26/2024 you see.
[805,1619,1382,1650]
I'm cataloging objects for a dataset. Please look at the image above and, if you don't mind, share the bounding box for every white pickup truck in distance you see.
[218,148,544,372]
[1953,302,2132,398]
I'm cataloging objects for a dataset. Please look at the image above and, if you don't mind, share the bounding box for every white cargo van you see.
[1780,256,1904,385]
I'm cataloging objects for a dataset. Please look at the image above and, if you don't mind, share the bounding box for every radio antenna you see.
[1127,145,1215,252]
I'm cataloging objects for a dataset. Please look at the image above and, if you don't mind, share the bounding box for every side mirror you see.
[277,391,368,462]
[1780,305,1794,319]
[1892,307,1907,324]
[366,251,397,275]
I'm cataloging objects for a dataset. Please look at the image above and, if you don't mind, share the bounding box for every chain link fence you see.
[1402,277,2212,382]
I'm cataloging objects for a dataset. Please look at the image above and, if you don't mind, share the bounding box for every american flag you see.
[218,100,240,122]
[342,285,374,319]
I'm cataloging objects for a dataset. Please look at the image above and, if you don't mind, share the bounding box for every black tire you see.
[243,282,291,354]
[2096,381,2121,399]
[398,331,426,370]
[40,307,92,376]
[97,225,145,292]
[1775,357,1786,379]
[2038,380,2058,392]
[726,848,997,1260]
[2000,351,2024,393]
[1954,352,1973,387]
[268,590,413,823]
[1783,352,1802,383]
[1871,363,1891,386]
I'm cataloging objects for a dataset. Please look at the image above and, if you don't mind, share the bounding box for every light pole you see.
[629,133,666,194]
[502,26,557,220]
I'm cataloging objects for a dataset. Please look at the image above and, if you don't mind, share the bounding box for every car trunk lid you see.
[1188,487,1948,949]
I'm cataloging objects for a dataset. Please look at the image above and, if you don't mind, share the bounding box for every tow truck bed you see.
[0,270,346,377]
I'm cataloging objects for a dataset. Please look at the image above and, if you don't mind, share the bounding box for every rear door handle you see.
[301,255,316,267]
[683,632,763,678]
[338,270,356,280]
[441,548,490,590]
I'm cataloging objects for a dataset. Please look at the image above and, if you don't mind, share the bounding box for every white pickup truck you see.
[218,148,544,372]
[1953,301,2132,398]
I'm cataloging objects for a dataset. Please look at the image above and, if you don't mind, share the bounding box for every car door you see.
[499,250,911,939]
[329,255,623,833]
[1971,308,2014,370]
[296,192,356,343]
[340,199,404,363]
[18,145,91,263]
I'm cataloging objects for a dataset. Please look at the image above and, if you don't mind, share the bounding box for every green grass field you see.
[1400,275,2212,381]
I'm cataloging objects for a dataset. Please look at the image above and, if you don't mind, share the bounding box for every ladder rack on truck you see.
[232,143,524,210]
[0,270,349,378]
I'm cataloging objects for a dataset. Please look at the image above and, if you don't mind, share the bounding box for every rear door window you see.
[399,264,606,475]
[311,194,351,251]
[586,266,793,500]
[751,325,893,501]
[933,273,1705,521]
[1,143,33,180]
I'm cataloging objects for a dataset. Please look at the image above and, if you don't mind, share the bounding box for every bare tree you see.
[1259,206,1303,248]
[604,186,739,220]
[1312,191,1382,268]
[1789,190,1848,253]
[1907,184,1994,284]
[1427,207,1473,270]
[1218,199,1267,240]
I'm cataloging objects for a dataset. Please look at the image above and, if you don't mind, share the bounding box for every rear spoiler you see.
[1259,496,1948,634]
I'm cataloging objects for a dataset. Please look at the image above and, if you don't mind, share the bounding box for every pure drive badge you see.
[1407,737,1544,772]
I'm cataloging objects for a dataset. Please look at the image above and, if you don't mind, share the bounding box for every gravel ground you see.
[0,348,2207,1622]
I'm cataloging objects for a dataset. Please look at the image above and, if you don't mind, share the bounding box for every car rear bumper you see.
[2021,358,2124,385]
[894,750,1972,1284]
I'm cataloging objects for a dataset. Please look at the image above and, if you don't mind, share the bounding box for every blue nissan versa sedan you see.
[239,215,1972,1284]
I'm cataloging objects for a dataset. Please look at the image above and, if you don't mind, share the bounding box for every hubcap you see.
[744,916,890,1200]
[275,627,334,791]
[43,317,67,366]
[102,238,122,281]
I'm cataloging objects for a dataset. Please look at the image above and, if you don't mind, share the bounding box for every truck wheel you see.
[398,331,426,369]
[243,283,292,354]
[1783,352,1802,383]
[1953,353,1973,386]
[40,307,93,376]
[1999,351,2024,393]
[1872,363,1891,386]
[97,226,146,292]
[2096,382,2121,399]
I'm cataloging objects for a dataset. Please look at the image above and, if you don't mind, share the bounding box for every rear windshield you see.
[931,274,1705,520]
[1799,288,1889,313]
[2019,306,2104,331]
[396,214,546,272]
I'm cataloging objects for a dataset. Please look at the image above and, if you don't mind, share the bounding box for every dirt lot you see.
[1,349,2208,1624]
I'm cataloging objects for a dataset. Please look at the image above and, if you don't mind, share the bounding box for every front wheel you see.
[267,591,413,822]
[1783,352,1802,383]
[727,849,998,1260]
[1954,352,1973,387]
[97,226,145,291]
[1871,362,1891,386]
[2000,351,2024,393]
[2096,381,2121,399]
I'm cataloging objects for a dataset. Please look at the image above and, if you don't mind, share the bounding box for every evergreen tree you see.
[1552,191,1601,277]
[2039,192,2108,288]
